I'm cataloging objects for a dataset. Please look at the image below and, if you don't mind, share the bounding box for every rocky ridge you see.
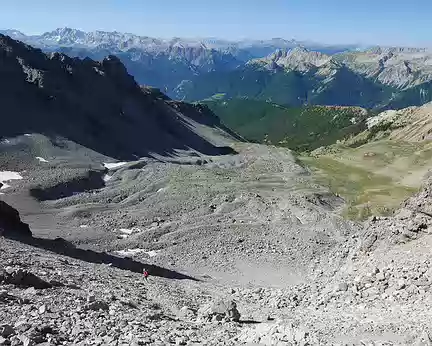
[0,33,238,160]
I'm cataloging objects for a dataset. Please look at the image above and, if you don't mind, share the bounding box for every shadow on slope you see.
[0,34,237,160]
[6,233,198,281]
[29,170,106,201]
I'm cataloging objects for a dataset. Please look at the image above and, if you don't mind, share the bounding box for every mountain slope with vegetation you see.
[301,102,432,220]
[177,63,397,109]
[203,98,370,151]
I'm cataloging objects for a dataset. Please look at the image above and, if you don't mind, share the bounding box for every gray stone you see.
[376,272,386,281]
[336,282,348,292]
[178,306,196,320]
[18,335,31,346]
[197,299,241,322]
[38,305,47,314]
[397,279,407,290]
[415,331,432,346]
[87,294,96,303]
[86,301,109,311]
[0,325,15,337]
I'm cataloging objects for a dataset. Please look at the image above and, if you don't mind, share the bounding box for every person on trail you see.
[143,268,149,281]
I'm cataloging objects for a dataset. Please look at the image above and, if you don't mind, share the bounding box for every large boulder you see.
[197,299,241,322]
[0,201,32,237]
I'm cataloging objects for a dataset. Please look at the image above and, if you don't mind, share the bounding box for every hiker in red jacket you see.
[143,268,149,281]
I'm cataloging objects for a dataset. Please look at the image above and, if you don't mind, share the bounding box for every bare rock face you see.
[197,299,240,322]
[0,201,32,238]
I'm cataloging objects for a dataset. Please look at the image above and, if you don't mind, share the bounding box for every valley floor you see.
[1,140,432,345]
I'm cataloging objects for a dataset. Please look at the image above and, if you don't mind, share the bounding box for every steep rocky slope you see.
[364,102,432,141]
[0,34,238,160]
[336,47,432,89]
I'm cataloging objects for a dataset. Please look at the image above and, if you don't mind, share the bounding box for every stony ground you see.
[1,135,432,345]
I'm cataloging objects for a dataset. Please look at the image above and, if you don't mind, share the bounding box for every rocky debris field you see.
[0,237,247,346]
[2,141,432,345]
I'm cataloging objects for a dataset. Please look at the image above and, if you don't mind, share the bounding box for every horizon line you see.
[1,26,430,49]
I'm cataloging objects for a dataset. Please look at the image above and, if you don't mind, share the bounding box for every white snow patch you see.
[115,248,160,258]
[103,162,128,169]
[0,171,23,181]
[36,157,49,163]
[24,134,32,137]
[0,171,23,190]
[145,250,159,258]
[79,225,89,229]
[103,174,113,182]
[115,248,146,257]
[118,227,141,235]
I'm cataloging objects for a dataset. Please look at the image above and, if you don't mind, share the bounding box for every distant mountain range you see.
[178,47,432,110]
[0,28,361,95]
[2,27,432,110]
[0,27,358,55]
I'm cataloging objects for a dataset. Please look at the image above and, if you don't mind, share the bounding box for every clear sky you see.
[1,0,431,46]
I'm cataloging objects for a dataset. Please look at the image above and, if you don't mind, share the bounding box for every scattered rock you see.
[178,306,196,320]
[38,305,47,314]
[415,331,432,346]
[197,299,240,322]
[0,325,15,338]
[86,294,96,303]
[335,282,348,292]
[85,301,109,311]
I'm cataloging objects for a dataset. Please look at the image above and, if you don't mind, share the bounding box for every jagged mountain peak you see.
[0,29,26,40]
[41,27,86,40]
[251,47,332,71]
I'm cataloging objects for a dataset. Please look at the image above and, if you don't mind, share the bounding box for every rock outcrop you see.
[0,201,32,238]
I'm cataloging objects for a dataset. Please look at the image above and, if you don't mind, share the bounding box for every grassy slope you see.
[203,98,369,151]
[301,140,432,220]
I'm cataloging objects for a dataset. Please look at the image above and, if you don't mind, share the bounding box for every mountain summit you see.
[251,47,332,71]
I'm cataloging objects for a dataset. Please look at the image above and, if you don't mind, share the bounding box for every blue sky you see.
[1,0,431,46]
